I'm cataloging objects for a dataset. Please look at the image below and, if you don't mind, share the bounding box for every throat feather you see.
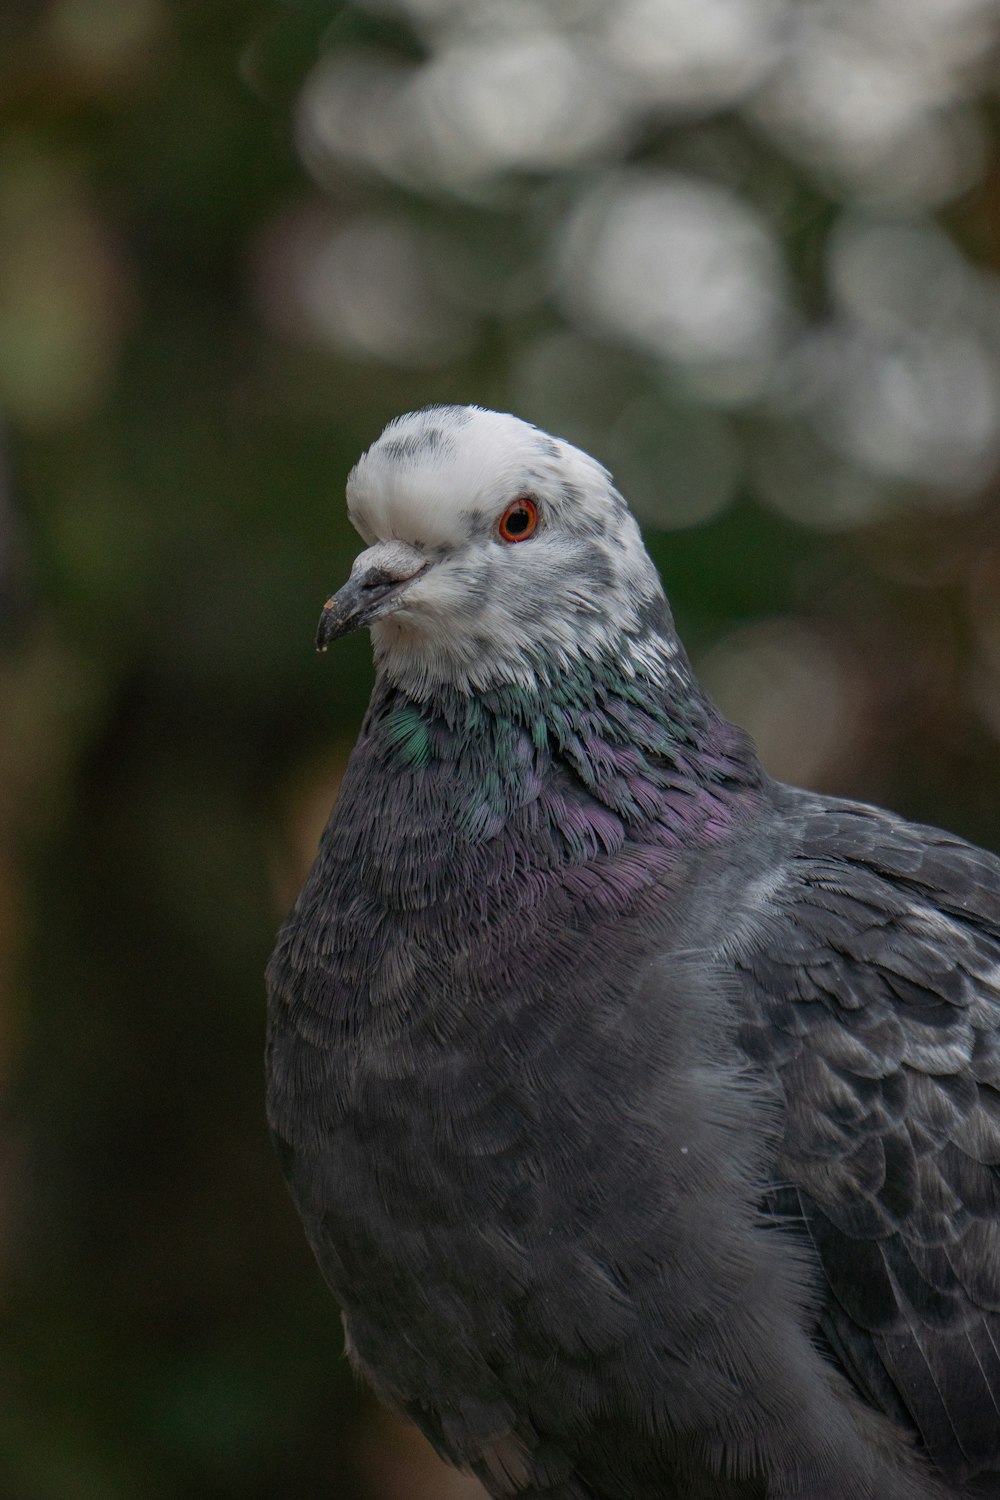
[366,656,763,861]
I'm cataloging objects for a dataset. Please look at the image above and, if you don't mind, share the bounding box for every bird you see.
[266,405,1000,1500]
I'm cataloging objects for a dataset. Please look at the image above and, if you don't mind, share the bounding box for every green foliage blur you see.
[2,2,1000,1497]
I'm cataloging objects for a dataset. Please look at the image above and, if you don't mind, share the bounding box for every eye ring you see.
[498,497,539,543]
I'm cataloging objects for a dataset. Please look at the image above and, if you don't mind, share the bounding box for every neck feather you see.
[365,631,764,843]
[266,630,767,1070]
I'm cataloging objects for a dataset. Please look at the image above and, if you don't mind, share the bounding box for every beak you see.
[316,541,428,651]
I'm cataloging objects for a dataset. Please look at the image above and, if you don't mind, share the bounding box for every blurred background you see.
[3,0,1000,1495]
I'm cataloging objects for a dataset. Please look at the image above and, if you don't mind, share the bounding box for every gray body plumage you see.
[267,407,1000,1498]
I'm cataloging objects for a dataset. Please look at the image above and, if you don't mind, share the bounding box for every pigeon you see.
[266,405,1000,1500]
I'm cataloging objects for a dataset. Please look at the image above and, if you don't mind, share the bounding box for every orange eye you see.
[498,497,539,543]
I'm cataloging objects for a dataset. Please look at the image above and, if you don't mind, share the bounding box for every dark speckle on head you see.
[579,553,616,591]
[381,426,450,464]
[555,481,607,541]
[461,510,486,542]
[634,591,675,639]
[521,469,547,492]
[535,435,561,460]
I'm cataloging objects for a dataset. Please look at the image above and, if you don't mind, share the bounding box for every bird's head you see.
[318,406,677,698]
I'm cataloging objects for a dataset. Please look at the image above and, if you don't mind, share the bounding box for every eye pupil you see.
[506,508,530,534]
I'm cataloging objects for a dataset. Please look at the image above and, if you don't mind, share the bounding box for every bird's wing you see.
[731,792,1000,1483]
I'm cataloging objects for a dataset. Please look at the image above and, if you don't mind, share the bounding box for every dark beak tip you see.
[314,560,423,653]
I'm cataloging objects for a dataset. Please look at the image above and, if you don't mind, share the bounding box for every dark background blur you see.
[3,2,1000,1496]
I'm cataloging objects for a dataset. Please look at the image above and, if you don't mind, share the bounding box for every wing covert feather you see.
[734,795,1000,1481]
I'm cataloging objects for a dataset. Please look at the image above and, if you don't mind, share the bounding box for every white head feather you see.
[343,406,676,698]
